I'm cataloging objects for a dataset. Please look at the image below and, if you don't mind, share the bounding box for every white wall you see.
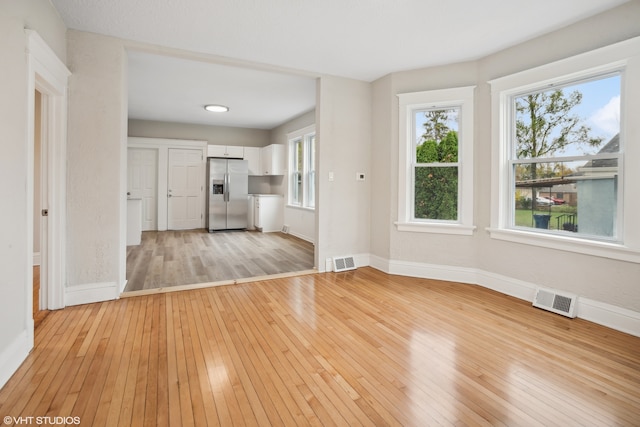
[474,2,640,314]
[370,1,640,324]
[129,119,270,147]
[66,30,127,303]
[316,76,372,270]
[0,0,66,388]
[270,109,317,242]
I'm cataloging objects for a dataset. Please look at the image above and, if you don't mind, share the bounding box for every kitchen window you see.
[288,125,316,209]
[488,36,640,262]
[396,86,475,235]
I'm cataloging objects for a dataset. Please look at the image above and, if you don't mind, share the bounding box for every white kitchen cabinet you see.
[260,144,284,175]
[247,195,255,230]
[244,147,261,176]
[207,145,244,158]
[254,194,283,232]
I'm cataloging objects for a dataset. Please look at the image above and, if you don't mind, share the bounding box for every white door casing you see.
[26,30,70,315]
[168,148,203,230]
[127,148,158,230]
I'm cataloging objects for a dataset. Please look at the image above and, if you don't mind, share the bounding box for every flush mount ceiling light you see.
[204,104,229,113]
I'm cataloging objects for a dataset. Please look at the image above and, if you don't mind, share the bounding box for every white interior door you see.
[168,148,203,230]
[127,148,158,230]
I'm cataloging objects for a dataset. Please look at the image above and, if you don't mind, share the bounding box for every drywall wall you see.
[270,109,317,242]
[0,0,66,388]
[474,2,640,311]
[369,74,393,261]
[370,1,640,314]
[128,119,270,147]
[66,30,127,301]
[316,76,372,269]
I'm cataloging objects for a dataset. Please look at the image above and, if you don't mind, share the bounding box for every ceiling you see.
[127,51,317,129]
[51,0,628,129]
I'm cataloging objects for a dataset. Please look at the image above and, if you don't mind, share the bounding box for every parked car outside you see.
[549,196,566,205]
[536,196,554,206]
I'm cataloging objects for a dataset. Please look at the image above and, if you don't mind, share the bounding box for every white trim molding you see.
[365,255,640,338]
[396,86,476,235]
[26,29,71,313]
[65,282,119,307]
[0,330,31,389]
[488,36,640,262]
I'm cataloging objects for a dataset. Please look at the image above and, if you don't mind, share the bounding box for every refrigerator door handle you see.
[224,173,229,202]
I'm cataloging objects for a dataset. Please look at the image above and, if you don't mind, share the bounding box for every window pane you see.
[514,74,620,160]
[306,135,315,208]
[513,159,618,237]
[291,171,302,205]
[414,166,458,220]
[307,171,315,208]
[415,108,459,164]
[293,139,303,172]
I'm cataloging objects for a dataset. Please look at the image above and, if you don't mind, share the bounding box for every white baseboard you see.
[33,252,41,266]
[65,281,119,306]
[287,229,314,244]
[577,297,640,338]
[0,330,31,389]
[365,255,640,338]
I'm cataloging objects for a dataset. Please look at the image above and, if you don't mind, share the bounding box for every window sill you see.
[286,204,315,212]
[395,222,476,235]
[487,227,640,263]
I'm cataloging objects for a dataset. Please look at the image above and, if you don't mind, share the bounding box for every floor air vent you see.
[333,256,356,272]
[533,287,577,318]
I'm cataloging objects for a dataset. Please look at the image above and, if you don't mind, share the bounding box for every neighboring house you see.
[572,134,620,237]
[539,184,578,206]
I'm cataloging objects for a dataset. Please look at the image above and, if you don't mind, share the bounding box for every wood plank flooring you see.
[32,265,49,329]
[125,230,315,292]
[3,267,640,426]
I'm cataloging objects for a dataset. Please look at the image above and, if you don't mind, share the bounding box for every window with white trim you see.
[489,37,640,262]
[396,86,475,235]
[288,125,315,209]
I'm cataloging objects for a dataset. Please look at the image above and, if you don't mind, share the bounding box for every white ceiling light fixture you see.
[204,104,229,113]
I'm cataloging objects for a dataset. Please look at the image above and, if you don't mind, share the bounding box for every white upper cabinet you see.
[206,144,283,175]
[244,147,261,176]
[207,145,244,158]
[261,144,284,175]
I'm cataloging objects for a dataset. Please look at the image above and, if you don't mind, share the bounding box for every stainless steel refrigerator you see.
[207,158,248,231]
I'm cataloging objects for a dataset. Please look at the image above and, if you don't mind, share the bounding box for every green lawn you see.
[515,208,577,230]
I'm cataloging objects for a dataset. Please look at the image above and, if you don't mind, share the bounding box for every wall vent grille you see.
[333,256,356,272]
[533,287,578,318]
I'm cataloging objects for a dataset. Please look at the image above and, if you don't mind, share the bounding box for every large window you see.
[397,86,475,234]
[489,36,640,262]
[288,125,315,209]
[511,74,621,239]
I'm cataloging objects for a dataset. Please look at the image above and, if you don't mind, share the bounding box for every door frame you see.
[25,29,70,331]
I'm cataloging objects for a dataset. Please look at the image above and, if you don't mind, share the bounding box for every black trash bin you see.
[533,214,551,229]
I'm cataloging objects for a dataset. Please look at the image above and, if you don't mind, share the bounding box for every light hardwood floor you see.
[32,265,49,329]
[125,230,315,292]
[3,268,640,426]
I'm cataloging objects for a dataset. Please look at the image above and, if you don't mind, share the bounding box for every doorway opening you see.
[26,30,70,339]
[33,90,49,326]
